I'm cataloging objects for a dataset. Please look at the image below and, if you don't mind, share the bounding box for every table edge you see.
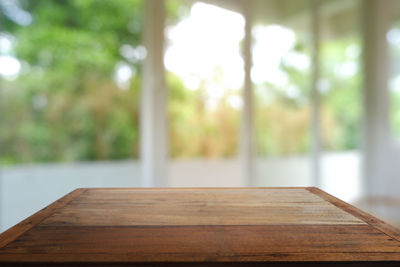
[0,188,87,249]
[1,186,400,254]
[77,187,311,190]
[307,187,400,242]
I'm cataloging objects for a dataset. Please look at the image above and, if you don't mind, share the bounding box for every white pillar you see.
[362,0,392,196]
[311,0,321,188]
[140,0,168,187]
[241,0,254,186]
[0,12,3,231]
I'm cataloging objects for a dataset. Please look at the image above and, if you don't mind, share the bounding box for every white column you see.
[311,0,321,188]
[241,0,254,186]
[0,12,3,231]
[362,0,392,196]
[140,0,168,187]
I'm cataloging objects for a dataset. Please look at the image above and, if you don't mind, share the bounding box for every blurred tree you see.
[254,36,312,156]
[388,22,400,138]
[167,71,239,158]
[254,35,361,156]
[0,0,143,164]
[0,0,363,164]
[320,37,362,151]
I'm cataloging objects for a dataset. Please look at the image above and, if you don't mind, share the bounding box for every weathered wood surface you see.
[0,187,399,266]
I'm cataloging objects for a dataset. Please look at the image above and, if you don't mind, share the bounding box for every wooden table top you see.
[0,187,400,266]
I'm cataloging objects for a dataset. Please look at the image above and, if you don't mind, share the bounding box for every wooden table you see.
[0,187,400,266]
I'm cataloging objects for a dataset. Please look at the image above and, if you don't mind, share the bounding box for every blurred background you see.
[0,0,399,232]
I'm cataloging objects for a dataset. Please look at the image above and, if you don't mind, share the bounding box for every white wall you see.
[0,161,141,232]
[169,159,243,187]
[255,151,361,202]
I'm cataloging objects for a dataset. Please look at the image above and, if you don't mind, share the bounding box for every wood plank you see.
[0,187,399,266]
[1,262,400,267]
[41,188,364,226]
[307,187,400,242]
[0,188,87,249]
[1,225,400,262]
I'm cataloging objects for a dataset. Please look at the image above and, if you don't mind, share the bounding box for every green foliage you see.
[254,35,362,156]
[167,72,239,158]
[166,0,191,24]
[320,37,362,150]
[388,22,400,138]
[0,0,364,165]
[1,0,143,164]
[391,91,400,136]
[254,38,312,156]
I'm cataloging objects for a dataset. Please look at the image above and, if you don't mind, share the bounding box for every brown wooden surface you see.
[0,187,399,266]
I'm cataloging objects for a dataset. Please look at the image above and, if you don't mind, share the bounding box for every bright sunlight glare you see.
[114,62,135,90]
[164,2,245,109]
[251,25,296,86]
[0,55,21,80]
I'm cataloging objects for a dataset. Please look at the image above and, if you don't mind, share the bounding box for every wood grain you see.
[307,187,400,242]
[1,225,400,262]
[0,187,399,266]
[41,188,364,226]
[0,188,86,249]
